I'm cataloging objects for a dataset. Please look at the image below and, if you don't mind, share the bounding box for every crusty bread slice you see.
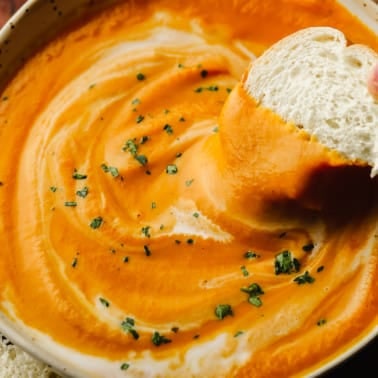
[244,27,378,176]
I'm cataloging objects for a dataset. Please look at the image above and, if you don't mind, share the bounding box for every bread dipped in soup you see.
[0,1,377,377]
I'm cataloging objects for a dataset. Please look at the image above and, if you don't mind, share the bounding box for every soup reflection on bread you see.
[0,1,377,377]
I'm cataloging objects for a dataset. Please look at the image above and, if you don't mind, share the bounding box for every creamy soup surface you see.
[0,0,377,377]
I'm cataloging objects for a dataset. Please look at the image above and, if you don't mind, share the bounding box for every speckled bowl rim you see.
[0,0,377,377]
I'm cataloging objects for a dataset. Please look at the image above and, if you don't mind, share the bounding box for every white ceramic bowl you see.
[0,1,377,377]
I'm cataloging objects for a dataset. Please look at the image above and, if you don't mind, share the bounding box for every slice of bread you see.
[0,334,55,378]
[244,27,378,176]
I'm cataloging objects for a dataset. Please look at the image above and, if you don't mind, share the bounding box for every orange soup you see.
[0,0,377,377]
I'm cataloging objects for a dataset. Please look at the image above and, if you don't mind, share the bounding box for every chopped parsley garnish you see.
[99,297,110,307]
[140,135,149,144]
[101,163,119,177]
[151,201,157,209]
[274,251,300,275]
[72,171,87,180]
[241,283,264,307]
[186,238,194,245]
[123,256,129,263]
[200,69,208,78]
[152,331,171,346]
[317,318,327,326]
[194,84,218,92]
[244,250,259,259]
[120,363,130,371]
[141,226,151,238]
[76,186,89,198]
[121,317,139,340]
[213,126,219,133]
[176,152,182,158]
[302,243,315,252]
[135,154,148,166]
[294,271,315,285]
[193,212,199,218]
[171,327,179,333]
[123,139,138,155]
[215,304,233,320]
[166,164,178,175]
[50,186,57,192]
[90,216,103,229]
[132,98,141,105]
[179,116,186,122]
[226,88,232,93]
[136,115,145,123]
[234,331,244,337]
[317,265,324,273]
[64,201,77,207]
[136,73,145,81]
[163,124,174,134]
[178,63,184,68]
[241,266,249,277]
[88,83,96,90]
[71,257,78,268]
[143,245,151,256]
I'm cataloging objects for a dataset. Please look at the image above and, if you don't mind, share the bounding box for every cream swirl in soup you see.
[0,1,377,377]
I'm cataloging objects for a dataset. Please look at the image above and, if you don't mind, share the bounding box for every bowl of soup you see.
[0,0,377,377]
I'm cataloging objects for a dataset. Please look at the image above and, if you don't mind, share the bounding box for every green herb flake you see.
[302,243,315,252]
[248,296,263,307]
[121,317,139,340]
[88,83,96,90]
[200,69,208,78]
[194,87,203,93]
[144,245,151,256]
[240,283,264,296]
[186,238,194,245]
[213,126,219,133]
[234,331,244,337]
[136,72,146,81]
[123,256,129,263]
[76,186,89,198]
[72,171,87,180]
[136,115,145,124]
[99,297,110,307]
[294,271,315,285]
[244,250,260,259]
[241,266,249,277]
[135,154,148,166]
[163,124,174,135]
[171,327,179,333]
[120,363,130,371]
[101,163,119,178]
[241,283,264,307]
[193,212,200,218]
[179,116,186,122]
[317,265,324,273]
[166,164,178,175]
[141,226,151,238]
[71,257,78,268]
[64,201,77,207]
[151,201,157,209]
[140,135,149,144]
[152,331,171,346]
[274,251,300,275]
[226,88,232,93]
[178,63,184,68]
[50,186,57,192]
[215,304,233,320]
[90,216,103,229]
[132,98,141,105]
[123,139,138,155]
[176,152,182,158]
[317,318,327,326]
[164,109,170,114]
